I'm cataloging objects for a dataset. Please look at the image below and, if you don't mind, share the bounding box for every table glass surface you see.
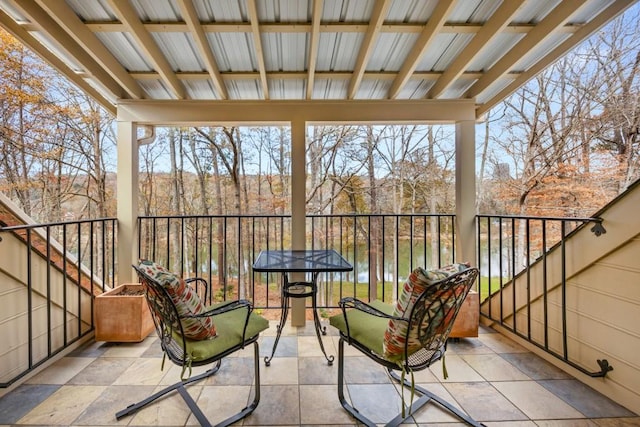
[252,249,352,273]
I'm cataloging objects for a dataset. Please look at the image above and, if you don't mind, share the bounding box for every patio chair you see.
[329,264,484,427]
[116,260,269,427]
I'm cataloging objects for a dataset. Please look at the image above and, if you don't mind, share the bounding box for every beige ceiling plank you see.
[306,0,323,99]
[107,0,185,99]
[387,0,457,100]
[348,0,391,99]
[477,0,637,118]
[10,0,137,100]
[427,0,525,99]
[0,9,116,114]
[176,0,228,99]
[465,0,587,99]
[246,0,269,99]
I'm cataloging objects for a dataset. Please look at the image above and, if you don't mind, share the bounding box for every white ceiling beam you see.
[427,0,525,99]
[107,0,185,99]
[348,0,391,99]
[306,0,323,99]
[11,0,140,100]
[246,0,269,99]
[117,99,477,124]
[387,0,457,100]
[176,0,228,99]
[465,0,587,99]
[477,0,637,118]
[0,9,116,114]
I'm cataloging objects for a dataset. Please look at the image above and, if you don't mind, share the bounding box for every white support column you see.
[290,119,307,326]
[455,120,477,265]
[116,121,139,284]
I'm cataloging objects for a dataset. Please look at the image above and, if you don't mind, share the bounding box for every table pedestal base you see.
[264,279,334,366]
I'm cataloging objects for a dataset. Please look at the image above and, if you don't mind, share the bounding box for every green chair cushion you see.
[180,303,269,363]
[329,300,393,358]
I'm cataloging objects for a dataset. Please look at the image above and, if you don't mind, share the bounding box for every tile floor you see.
[0,320,638,426]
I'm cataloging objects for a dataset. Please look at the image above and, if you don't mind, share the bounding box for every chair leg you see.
[387,369,486,427]
[336,338,485,427]
[116,342,262,427]
[336,338,377,427]
[214,341,261,426]
[115,359,222,421]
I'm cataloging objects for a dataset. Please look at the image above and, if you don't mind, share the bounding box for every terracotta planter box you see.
[450,290,479,338]
[94,283,155,342]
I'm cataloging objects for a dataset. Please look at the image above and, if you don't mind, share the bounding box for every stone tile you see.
[187,385,252,426]
[160,361,216,385]
[128,384,199,426]
[100,340,154,358]
[410,383,475,424]
[0,384,59,424]
[441,381,528,422]
[73,384,153,426]
[492,381,585,419]
[243,385,300,425]
[17,385,105,425]
[330,335,362,357]
[592,418,640,426]
[341,356,393,384]
[298,357,338,384]
[479,422,537,426]
[260,357,299,385]
[534,420,599,426]
[428,354,485,382]
[478,332,529,353]
[297,335,333,358]
[68,357,135,385]
[538,379,637,418]
[447,337,495,354]
[26,357,95,385]
[139,339,165,358]
[300,384,354,425]
[112,356,167,386]
[345,383,406,424]
[259,335,297,358]
[68,340,109,358]
[461,353,531,381]
[500,352,572,380]
[202,356,256,386]
[409,365,439,383]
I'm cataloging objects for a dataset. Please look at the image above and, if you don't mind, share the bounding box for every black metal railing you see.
[1,211,617,388]
[0,218,116,388]
[476,214,611,377]
[137,213,457,308]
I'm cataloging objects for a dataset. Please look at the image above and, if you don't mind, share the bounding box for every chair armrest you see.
[338,297,406,345]
[339,297,405,320]
[185,277,209,302]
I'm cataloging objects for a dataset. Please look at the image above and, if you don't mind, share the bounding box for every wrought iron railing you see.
[476,214,610,378]
[0,218,117,388]
[1,212,615,388]
[137,214,457,308]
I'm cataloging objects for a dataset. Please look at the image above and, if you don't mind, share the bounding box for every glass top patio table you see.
[252,249,353,366]
[252,249,353,274]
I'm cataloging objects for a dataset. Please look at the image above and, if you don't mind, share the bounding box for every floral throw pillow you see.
[138,260,216,340]
[382,263,469,361]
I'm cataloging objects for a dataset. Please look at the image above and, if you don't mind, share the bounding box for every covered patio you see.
[1,0,640,424]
